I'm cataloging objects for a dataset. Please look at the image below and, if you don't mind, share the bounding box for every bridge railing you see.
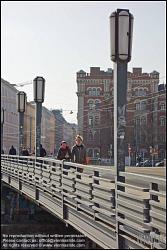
[1,154,166,249]
[117,171,166,249]
[1,155,117,248]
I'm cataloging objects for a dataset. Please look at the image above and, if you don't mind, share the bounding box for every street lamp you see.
[110,9,133,62]
[110,9,134,249]
[1,108,5,153]
[17,91,27,155]
[33,76,45,157]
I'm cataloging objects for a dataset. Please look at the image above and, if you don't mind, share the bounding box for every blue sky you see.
[1,1,166,123]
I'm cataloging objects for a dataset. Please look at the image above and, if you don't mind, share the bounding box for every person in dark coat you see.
[40,144,46,157]
[71,135,87,167]
[57,141,72,161]
[9,145,16,155]
[21,147,29,156]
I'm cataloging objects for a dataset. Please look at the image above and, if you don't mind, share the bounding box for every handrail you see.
[1,154,166,249]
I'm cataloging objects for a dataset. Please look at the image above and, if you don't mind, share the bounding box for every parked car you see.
[136,160,153,167]
[155,160,165,167]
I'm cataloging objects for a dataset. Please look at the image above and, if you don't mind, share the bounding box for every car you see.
[155,160,165,167]
[136,160,153,167]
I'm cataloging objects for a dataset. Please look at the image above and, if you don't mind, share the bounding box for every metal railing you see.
[1,155,166,249]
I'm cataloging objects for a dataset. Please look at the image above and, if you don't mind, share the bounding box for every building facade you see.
[41,106,56,155]
[76,67,166,163]
[1,78,19,153]
[76,67,114,161]
[24,102,35,154]
[126,68,166,162]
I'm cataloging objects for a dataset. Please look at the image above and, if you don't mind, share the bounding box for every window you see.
[95,100,100,109]
[160,117,166,126]
[141,116,146,125]
[136,118,140,125]
[94,116,100,125]
[135,89,139,96]
[97,88,101,96]
[141,101,146,110]
[88,116,93,126]
[88,131,93,141]
[160,135,166,142]
[135,103,140,110]
[92,88,96,96]
[152,99,157,110]
[88,100,94,109]
[160,103,166,110]
[88,88,92,95]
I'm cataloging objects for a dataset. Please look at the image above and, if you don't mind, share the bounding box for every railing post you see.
[75,165,82,211]
[93,170,100,219]
[61,160,68,219]
[150,183,159,202]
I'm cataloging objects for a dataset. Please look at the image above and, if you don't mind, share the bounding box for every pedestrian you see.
[9,145,16,155]
[137,154,142,167]
[40,144,46,157]
[71,135,87,170]
[57,141,72,161]
[21,147,29,156]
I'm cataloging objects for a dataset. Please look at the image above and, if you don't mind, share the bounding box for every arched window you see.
[139,89,143,96]
[135,89,139,96]
[160,103,166,110]
[94,115,100,125]
[88,116,93,126]
[92,88,96,96]
[160,117,166,126]
[88,88,92,95]
[135,103,140,110]
[136,118,140,125]
[95,99,100,109]
[88,99,94,109]
[97,88,101,96]
[141,101,146,110]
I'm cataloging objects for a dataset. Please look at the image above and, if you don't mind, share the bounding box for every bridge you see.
[1,155,166,249]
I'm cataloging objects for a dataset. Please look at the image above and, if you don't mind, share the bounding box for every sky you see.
[1,1,166,124]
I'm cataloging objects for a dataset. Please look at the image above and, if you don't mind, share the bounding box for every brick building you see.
[76,67,166,163]
[76,67,114,161]
[126,68,166,162]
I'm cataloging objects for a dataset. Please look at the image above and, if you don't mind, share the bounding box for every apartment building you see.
[1,78,19,153]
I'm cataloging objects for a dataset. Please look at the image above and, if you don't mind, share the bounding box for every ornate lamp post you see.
[33,76,45,157]
[110,9,134,249]
[17,91,27,155]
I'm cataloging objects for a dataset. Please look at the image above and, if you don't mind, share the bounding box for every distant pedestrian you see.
[137,154,142,167]
[40,144,46,157]
[1,149,4,154]
[21,147,29,156]
[9,145,16,155]
[71,135,87,168]
[57,141,72,161]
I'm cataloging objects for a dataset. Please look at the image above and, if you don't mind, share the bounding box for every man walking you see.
[71,135,87,166]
